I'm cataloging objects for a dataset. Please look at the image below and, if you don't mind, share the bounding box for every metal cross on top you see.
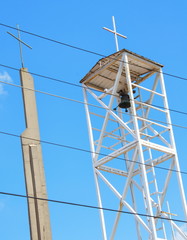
[7,25,32,68]
[103,16,127,52]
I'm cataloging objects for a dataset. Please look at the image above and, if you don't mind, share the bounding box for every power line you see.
[0,63,81,88]
[0,23,105,58]
[0,71,187,176]
[0,26,187,180]
[1,23,187,231]
[1,63,187,119]
[0,129,187,176]
[1,74,187,133]
[0,23,187,232]
[0,78,87,108]
[1,23,187,82]
[0,190,186,224]
[2,22,187,120]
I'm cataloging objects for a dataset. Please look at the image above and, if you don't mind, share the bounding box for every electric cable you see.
[1,23,187,83]
[0,129,187,176]
[0,23,105,58]
[1,71,187,176]
[0,63,81,88]
[1,23,187,119]
[0,26,187,187]
[1,23,187,229]
[0,190,186,224]
[1,75,187,132]
[1,63,187,119]
[0,79,87,107]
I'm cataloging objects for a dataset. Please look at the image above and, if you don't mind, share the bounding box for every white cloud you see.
[0,71,13,95]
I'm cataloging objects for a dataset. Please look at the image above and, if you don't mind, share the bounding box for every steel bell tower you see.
[81,37,187,239]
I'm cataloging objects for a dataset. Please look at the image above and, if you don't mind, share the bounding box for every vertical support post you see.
[123,53,157,239]
[159,69,187,220]
[20,68,52,240]
[83,87,107,240]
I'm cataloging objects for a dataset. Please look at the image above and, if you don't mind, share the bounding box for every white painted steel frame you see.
[82,52,187,240]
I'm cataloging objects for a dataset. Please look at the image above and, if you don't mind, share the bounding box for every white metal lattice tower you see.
[81,49,187,239]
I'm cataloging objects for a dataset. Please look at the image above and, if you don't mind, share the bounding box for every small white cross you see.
[103,16,127,52]
[7,25,32,68]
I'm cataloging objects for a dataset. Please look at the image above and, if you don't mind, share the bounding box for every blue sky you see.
[0,0,187,239]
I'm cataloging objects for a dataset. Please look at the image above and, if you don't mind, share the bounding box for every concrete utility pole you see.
[20,68,52,240]
[7,26,52,240]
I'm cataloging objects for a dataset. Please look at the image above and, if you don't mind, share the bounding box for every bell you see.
[118,93,131,112]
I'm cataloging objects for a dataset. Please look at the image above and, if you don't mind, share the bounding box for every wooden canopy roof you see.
[80,49,163,92]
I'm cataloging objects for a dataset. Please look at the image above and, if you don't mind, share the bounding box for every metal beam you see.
[95,140,137,167]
